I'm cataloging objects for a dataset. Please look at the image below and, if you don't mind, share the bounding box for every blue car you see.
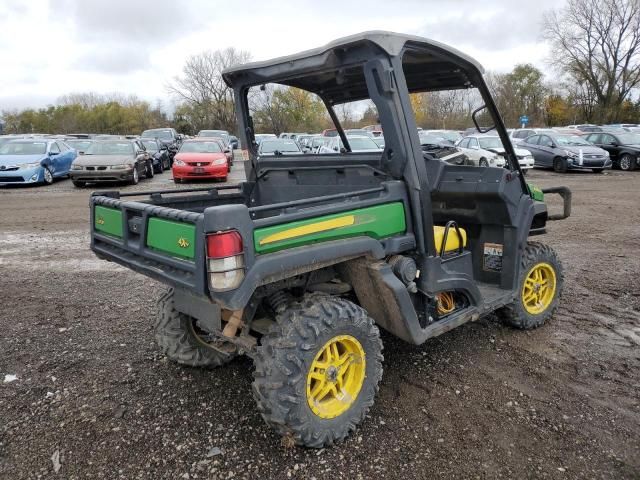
[0,139,77,186]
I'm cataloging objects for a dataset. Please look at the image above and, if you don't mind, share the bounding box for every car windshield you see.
[199,130,228,138]
[259,140,301,153]
[85,142,133,155]
[0,142,47,155]
[179,141,222,153]
[66,140,93,151]
[478,137,503,149]
[419,133,445,144]
[341,137,379,150]
[311,138,326,147]
[555,135,591,146]
[142,129,173,140]
[430,131,461,142]
[616,133,640,145]
[142,141,159,151]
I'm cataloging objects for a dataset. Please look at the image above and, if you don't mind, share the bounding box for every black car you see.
[583,132,640,171]
[141,138,171,173]
[522,133,611,173]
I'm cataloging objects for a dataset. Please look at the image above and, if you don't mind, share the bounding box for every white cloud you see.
[0,0,563,111]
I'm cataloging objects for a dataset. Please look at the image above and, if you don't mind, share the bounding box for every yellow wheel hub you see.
[306,335,366,419]
[522,262,557,315]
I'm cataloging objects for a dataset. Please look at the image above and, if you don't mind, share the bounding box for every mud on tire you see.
[154,289,235,368]
[498,241,564,330]
[252,294,383,448]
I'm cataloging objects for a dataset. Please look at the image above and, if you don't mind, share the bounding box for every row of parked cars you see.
[0,127,240,187]
[250,123,640,174]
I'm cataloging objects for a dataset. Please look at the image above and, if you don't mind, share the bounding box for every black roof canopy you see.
[222,31,485,104]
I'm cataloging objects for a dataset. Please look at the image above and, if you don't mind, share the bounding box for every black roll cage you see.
[223,31,527,258]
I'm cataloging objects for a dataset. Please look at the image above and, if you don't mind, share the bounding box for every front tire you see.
[553,157,568,173]
[253,295,383,448]
[129,166,139,185]
[43,166,54,185]
[479,158,489,167]
[619,153,636,171]
[498,242,564,329]
[154,289,236,368]
[145,160,154,179]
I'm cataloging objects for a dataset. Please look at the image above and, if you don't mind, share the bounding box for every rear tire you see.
[145,161,154,178]
[253,295,383,448]
[553,157,567,173]
[154,289,236,368]
[498,242,563,330]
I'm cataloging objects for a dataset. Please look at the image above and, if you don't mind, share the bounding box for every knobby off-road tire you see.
[253,295,383,448]
[154,289,235,368]
[498,242,564,329]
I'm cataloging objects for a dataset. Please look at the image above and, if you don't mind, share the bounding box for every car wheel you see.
[145,161,154,179]
[619,153,636,171]
[43,166,54,185]
[72,180,86,187]
[553,157,568,173]
[156,160,164,174]
[129,166,139,185]
[479,158,489,167]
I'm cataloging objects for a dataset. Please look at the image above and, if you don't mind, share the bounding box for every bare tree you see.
[542,0,640,122]
[168,47,251,133]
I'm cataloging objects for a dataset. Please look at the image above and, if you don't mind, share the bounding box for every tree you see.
[542,0,640,123]
[168,48,251,133]
[252,85,328,134]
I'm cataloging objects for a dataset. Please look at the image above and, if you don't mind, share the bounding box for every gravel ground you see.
[0,163,638,479]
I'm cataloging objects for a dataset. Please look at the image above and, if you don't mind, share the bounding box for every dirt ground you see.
[0,163,638,480]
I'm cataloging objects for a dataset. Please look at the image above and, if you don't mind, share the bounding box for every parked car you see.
[0,139,76,186]
[321,128,338,137]
[198,130,230,141]
[204,136,234,164]
[510,128,554,145]
[583,131,640,171]
[254,134,277,145]
[228,135,240,150]
[362,124,383,137]
[521,133,611,173]
[141,128,181,149]
[576,124,603,133]
[455,135,505,167]
[258,138,303,156]
[319,135,382,153]
[64,138,94,154]
[419,133,468,165]
[308,136,329,153]
[465,135,534,172]
[172,138,229,183]
[70,139,152,186]
[425,130,462,145]
[141,138,171,173]
[373,137,385,149]
[344,129,375,138]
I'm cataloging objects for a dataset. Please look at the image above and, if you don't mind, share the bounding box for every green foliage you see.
[2,97,168,135]
[252,86,330,134]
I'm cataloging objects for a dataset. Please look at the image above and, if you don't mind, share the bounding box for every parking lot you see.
[1,163,639,479]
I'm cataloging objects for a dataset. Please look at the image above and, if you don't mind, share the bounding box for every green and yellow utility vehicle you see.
[90,32,571,447]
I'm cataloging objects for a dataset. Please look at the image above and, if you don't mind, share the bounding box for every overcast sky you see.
[0,0,563,111]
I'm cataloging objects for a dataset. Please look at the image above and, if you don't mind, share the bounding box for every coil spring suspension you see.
[267,290,291,314]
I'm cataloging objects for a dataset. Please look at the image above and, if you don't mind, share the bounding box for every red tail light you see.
[206,231,245,291]
[207,231,243,258]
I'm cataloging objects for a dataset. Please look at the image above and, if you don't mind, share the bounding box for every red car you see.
[172,139,229,183]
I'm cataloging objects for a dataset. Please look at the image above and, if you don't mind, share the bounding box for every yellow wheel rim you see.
[306,335,366,419]
[522,262,557,315]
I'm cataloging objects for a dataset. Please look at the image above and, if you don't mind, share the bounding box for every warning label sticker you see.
[483,243,503,272]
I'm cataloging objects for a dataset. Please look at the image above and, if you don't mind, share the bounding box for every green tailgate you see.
[254,202,406,254]
[94,206,123,238]
[146,218,196,260]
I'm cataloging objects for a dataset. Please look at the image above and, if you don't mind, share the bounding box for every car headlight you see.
[71,164,83,170]
[212,158,227,165]
[110,164,132,170]
[18,162,42,169]
[174,159,186,166]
